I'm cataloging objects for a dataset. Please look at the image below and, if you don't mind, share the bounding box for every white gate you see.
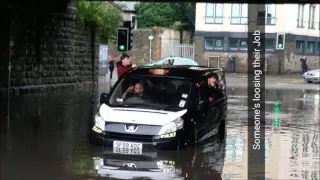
[161,43,195,59]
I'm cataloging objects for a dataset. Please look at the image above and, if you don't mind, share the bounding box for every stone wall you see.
[283,39,319,73]
[0,1,99,89]
[0,8,11,89]
[194,36,320,74]
[108,27,192,66]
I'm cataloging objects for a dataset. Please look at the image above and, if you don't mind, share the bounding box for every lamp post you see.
[148,35,153,62]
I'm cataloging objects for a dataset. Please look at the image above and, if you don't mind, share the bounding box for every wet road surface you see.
[1,87,319,180]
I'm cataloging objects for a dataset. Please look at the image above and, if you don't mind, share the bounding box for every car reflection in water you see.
[90,132,226,180]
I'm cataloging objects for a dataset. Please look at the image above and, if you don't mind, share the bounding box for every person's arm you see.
[131,64,137,69]
[122,89,130,99]
[122,91,128,99]
[122,86,133,99]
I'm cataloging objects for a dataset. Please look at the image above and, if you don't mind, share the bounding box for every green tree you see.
[134,2,195,30]
[76,0,123,42]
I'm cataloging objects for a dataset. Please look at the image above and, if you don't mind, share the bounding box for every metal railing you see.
[161,43,195,59]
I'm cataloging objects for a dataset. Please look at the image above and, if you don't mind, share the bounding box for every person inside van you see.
[206,73,223,103]
[122,83,149,100]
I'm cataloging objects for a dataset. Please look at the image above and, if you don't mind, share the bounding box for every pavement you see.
[98,70,118,95]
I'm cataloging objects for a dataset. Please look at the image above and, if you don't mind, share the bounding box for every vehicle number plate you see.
[113,141,143,155]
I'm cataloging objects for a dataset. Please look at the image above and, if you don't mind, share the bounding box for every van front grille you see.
[105,132,154,143]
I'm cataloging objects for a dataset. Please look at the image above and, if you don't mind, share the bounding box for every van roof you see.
[126,65,224,79]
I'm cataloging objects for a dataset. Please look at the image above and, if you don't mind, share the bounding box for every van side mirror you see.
[197,100,205,111]
[100,93,108,105]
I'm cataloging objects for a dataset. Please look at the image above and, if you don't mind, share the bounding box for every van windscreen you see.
[108,75,192,111]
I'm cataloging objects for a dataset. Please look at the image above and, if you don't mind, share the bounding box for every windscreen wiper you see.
[123,103,166,110]
[162,104,182,110]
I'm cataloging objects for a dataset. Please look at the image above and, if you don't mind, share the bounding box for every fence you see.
[206,56,221,68]
[161,43,194,59]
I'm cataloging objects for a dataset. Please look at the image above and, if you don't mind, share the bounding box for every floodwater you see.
[0,87,319,180]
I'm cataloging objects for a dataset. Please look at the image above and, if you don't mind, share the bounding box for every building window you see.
[204,37,214,50]
[257,4,276,25]
[239,38,247,49]
[230,4,248,24]
[308,5,315,29]
[296,41,305,53]
[306,42,315,53]
[205,3,224,24]
[229,38,238,50]
[265,39,275,51]
[228,38,247,51]
[214,38,224,49]
[297,4,305,28]
[318,42,320,54]
[204,37,224,50]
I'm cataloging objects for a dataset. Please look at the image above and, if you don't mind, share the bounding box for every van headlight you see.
[158,118,183,135]
[95,112,105,131]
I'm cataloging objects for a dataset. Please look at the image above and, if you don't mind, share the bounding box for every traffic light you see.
[276,33,285,49]
[117,28,129,51]
[123,21,133,50]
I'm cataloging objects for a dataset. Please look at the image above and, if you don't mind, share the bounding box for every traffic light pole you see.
[275,33,285,75]
[278,52,281,75]
[276,50,284,75]
[149,40,152,62]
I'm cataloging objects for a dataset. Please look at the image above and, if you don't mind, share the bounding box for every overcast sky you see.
[113,1,138,11]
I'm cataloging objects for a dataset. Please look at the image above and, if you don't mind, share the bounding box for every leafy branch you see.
[134,2,195,30]
[75,0,123,42]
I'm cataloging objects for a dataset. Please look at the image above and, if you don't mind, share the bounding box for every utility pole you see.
[148,35,153,62]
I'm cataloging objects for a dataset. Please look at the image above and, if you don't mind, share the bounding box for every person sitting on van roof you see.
[206,73,223,103]
[122,83,149,100]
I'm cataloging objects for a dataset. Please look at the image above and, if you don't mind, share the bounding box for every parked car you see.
[90,66,228,152]
[143,57,199,67]
[302,68,320,83]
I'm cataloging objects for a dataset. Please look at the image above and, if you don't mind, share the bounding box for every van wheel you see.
[307,81,313,83]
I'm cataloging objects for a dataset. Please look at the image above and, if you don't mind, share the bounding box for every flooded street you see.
[1,86,319,180]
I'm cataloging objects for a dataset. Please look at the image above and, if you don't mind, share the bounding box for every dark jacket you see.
[300,58,308,69]
[126,92,149,100]
[206,84,224,102]
[108,60,115,69]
